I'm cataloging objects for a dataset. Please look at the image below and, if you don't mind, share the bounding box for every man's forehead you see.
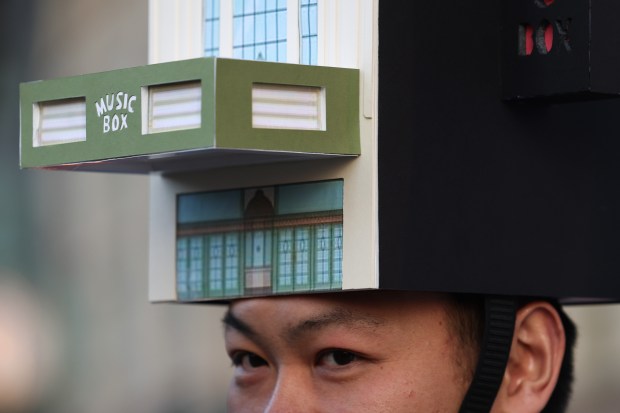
[226,293,386,324]
[225,291,451,334]
[224,300,387,343]
[230,290,446,307]
[223,292,460,358]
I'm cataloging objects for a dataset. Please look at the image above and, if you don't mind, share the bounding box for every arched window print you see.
[243,189,275,295]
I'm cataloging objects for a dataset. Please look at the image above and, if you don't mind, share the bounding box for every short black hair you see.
[446,295,577,413]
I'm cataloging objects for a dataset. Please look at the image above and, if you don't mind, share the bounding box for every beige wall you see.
[565,305,620,413]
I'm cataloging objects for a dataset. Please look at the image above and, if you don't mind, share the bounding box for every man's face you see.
[224,292,471,413]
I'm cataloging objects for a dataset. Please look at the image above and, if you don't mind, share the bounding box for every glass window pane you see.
[264,230,272,266]
[301,6,309,33]
[245,232,253,266]
[332,224,343,287]
[309,3,317,31]
[243,15,254,43]
[267,43,277,61]
[208,234,223,293]
[277,11,286,41]
[315,225,330,285]
[302,38,310,65]
[177,238,189,299]
[233,16,243,46]
[213,21,220,48]
[278,229,294,289]
[294,227,310,288]
[243,46,254,59]
[244,0,254,14]
[204,0,221,57]
[256,44,266,60]
[225,233,240,293]
[234,0,244,14]
[278,42,287,62]
[252,230,265,267]
[300,0,318,65]
[256,13,266,43]
[266,13,277,42]
[189,237,204,298]
[233,0,287,63]
[310,36,318,65]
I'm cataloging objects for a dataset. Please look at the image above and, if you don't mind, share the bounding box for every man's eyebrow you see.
[222,309,256,337]
[285,308,385,343]
[223,305,386,343]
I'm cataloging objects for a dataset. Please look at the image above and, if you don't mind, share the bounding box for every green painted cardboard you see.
[20,58,360,172]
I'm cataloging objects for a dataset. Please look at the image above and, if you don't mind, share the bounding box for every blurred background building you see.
[1,1,230,412]
[0,1,618,412]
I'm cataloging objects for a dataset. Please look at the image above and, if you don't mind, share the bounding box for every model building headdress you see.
[20,2,620,411]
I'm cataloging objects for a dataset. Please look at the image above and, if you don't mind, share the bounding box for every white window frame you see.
[148,0,369,67]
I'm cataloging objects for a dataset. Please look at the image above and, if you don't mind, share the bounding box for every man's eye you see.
[317,349,360,367]
[231,352,268,370]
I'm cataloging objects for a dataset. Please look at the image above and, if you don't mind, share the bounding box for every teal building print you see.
[176,180,343,300]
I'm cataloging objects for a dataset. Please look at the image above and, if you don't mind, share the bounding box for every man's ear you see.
[490,301,566,413]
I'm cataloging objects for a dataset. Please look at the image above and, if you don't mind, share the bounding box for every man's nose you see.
[263,369,316,413]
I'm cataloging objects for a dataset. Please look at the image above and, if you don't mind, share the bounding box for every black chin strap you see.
[458,296,518,413]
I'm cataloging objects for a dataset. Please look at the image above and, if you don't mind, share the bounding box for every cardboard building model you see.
[20,0,620,305]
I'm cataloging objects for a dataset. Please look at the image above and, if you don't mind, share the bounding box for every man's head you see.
[223,291,574,413]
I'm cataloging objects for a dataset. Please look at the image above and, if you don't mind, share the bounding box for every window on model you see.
[204,0,318,65]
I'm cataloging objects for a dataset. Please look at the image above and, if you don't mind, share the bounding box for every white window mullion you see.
[219,0,233,58]
[361,0,377,119]
[316,0,326,66]
[149,0,203,63]
[287,0,300,64]
[180,0,204,59]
